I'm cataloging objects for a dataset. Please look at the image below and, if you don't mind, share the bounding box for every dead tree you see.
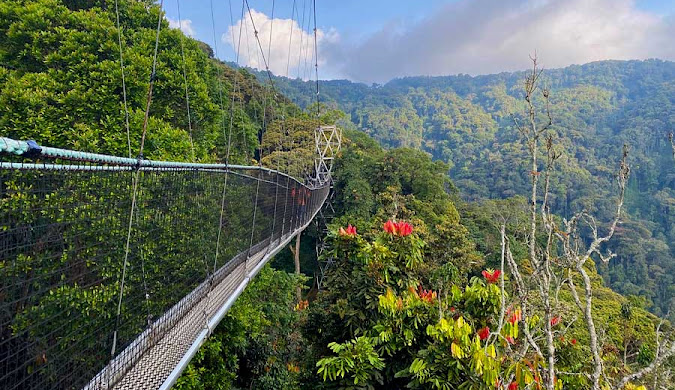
[500,56,674,390]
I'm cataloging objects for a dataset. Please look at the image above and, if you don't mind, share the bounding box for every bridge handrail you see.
[0,137,314,189]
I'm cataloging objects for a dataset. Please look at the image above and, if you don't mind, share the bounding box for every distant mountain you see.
[265,59,675,317]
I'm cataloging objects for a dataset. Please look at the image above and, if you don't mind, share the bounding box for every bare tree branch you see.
[613,340,675,390]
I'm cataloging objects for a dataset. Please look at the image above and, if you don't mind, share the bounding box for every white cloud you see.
[167,17,195,37]
[328,0,675,83]
[223,9,339,79]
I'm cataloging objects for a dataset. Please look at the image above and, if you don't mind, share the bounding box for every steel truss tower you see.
[313,125,341,289]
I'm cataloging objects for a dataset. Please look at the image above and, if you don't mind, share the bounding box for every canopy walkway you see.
[0,133,337,389]
[0,0,334,386]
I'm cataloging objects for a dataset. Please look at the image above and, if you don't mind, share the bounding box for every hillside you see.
[267,60,675,318]
[1,2,673,389]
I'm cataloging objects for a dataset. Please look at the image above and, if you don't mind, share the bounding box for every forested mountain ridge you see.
[265,60,675,318]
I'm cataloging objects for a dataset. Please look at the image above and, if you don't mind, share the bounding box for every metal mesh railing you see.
[0,138,329,390]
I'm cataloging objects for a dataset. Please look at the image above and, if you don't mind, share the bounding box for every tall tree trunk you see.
[292,234,302,302]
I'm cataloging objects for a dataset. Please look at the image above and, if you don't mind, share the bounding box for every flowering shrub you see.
[507,307,522,325]
[316,220,529,390]
[383,220,397,235]
[315,219,642,390]
[418,287,437,303]
[295,299,309,311]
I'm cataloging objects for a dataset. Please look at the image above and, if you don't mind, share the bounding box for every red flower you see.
[571,339,577,345]
[508,382,518,390]
[508,308,522,325]
[338,224,357,237]
[294,300,309,311]
[383,220,398,235]
[550,316,561,327]
[482,269,501,284]
[396,221,413,236]
[418,287,436,303]
[478,326,490,340]
[383,220,413,236]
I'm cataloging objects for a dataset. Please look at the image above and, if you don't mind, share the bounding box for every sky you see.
[164,0,675,84]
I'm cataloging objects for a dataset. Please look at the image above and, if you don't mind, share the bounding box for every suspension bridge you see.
[0,125,340,390]
[0,0,339,388]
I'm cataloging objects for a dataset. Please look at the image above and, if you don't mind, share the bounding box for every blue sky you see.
[164,0,675,83]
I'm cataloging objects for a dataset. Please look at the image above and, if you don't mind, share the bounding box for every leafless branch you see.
[613,337,675,390]
[498,55,675,390]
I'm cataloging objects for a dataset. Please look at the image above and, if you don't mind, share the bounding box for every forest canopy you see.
[269,60,675,318]
[1,1,673,389]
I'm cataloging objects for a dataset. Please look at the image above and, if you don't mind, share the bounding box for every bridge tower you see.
[314,125,342,186]
[313,125,341,289]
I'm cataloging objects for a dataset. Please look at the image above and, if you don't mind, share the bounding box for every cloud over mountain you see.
[329,0,675,83]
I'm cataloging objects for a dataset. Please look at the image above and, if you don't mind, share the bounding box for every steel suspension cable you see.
[206,1,246,334]
[302,0,312,81]
[176,0,196,161]
[278,0,297,238]
[285,0,298,79]
[243,0,275,259]
[139,0,165,155]
[111,0,165,360]
[296,0,307,80]
[294,0,311,182]
[266,0,285,244]
[244,0,278,88]
[313,0,320,119]
[113,0,132,158]
[241,11,254,161]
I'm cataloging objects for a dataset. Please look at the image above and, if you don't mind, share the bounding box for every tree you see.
[499,56,674,390]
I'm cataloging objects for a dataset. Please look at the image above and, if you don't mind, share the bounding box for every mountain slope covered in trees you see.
[1,1,673,389]
[269,60,675,317]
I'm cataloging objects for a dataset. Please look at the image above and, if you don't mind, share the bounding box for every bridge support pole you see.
[292,234,302,302]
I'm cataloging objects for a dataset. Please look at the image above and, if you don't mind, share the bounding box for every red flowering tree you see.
[315,220,545,390]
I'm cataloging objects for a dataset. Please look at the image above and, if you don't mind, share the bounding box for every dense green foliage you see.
[303,130,668,390]
[1,1,672,389]
[0,1,315,389]
[269,61,675,317]
[176,128,670,389]
[0,0,302,163]
[312,221,663,390]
